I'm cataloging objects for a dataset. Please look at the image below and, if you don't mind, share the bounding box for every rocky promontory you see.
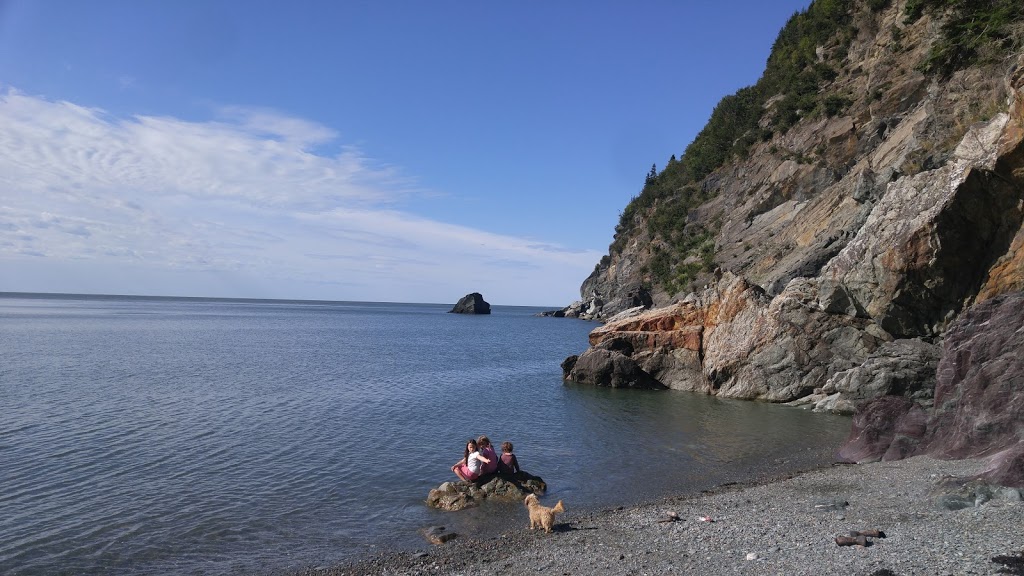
[557,2,1024,490]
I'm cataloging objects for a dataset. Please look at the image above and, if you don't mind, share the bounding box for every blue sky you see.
[0,0,811,306]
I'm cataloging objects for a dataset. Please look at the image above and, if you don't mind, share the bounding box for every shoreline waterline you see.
[299,455,1024,576]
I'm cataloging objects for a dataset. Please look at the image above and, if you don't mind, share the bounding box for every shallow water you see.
[0,294,850,575]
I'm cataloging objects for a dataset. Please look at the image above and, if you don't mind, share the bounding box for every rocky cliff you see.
[560,0,1024,484]
[569,1,1023,323]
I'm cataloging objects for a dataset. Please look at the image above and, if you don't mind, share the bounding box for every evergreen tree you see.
[645,163,658,186]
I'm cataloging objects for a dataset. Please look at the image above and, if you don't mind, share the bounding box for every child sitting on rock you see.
[497,440,520,475]
[452,439,491,482]
[476,435,500,475]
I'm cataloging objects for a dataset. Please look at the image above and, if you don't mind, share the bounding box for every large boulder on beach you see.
[449,292,491,314]
[426,471,546,511]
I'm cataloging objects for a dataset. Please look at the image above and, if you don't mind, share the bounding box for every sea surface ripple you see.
[0,295,850,575]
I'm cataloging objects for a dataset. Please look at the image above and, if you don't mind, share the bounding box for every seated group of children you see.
[451,435,520,482]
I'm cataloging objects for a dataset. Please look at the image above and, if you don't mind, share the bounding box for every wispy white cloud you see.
[0,88,598,304]
[217,105,339,148]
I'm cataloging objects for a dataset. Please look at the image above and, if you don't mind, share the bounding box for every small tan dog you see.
[524,493,565,533]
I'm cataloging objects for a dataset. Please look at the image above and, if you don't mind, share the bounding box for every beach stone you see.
[421,526,457,545]
[426,471,547,511]
[449,292,491,314]
[812,498,849,512]
[935,493,976,511]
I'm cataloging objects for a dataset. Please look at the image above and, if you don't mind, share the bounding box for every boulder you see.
[449,292,491,314]
[426,471,547,511]
[563,338,665,389]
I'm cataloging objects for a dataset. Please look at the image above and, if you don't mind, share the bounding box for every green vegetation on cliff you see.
[610,0,1023,296]
[907,0,1023,76]
[613,0,855,292]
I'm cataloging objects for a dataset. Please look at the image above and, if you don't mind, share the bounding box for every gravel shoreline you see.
[297,456,1024,576]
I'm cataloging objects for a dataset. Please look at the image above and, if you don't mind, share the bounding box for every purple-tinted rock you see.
[882,402,929,461]
[920,291,1024,486]
[979,445,1024,488]
[840,292,1024,486]
[838,395,920,463]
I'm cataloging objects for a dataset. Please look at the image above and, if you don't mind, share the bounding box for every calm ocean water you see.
[0,294,851,575]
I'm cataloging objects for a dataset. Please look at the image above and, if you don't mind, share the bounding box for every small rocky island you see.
[449,292,491,314]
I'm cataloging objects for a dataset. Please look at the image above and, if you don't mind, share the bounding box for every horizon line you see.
[0,290,567,310]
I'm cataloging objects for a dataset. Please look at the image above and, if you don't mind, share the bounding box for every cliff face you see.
[561,0,1024,475]
[570,1,1023,326]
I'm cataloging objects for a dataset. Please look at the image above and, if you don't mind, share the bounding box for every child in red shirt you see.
[497,440,520,474]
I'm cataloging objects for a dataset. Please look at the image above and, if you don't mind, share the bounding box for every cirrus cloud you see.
[0,88,598,305]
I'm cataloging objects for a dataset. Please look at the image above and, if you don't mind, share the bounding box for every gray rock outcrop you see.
[449,292,491,315]
[566,271,887,402]
[821,111,1024,337]
[793,338,941,414]
[426,471,547,512]
[562,338,665,389]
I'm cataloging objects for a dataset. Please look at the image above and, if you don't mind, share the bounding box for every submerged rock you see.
[426,471,547,511]
[420,525,458,545]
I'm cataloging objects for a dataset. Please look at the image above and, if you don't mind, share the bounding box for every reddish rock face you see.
[839,396,925,464]
[840,292,1024,487]
[922,292,1024,467]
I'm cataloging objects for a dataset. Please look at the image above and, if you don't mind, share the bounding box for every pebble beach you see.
[299,456,1024,576]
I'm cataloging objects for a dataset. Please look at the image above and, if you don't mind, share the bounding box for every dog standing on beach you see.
[524,493,565,533]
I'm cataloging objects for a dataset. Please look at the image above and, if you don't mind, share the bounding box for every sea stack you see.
[449,293,491,314]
